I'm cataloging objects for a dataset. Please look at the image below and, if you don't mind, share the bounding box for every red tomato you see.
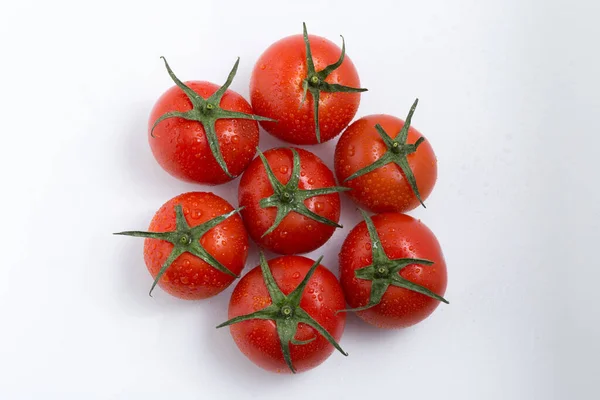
[334,100,437,213]
[115,192,248,299]
[219,255,347,373]
[339,212,448,329]
[250,23,366,145]
[149,58,272,185]
[238,147,347,254]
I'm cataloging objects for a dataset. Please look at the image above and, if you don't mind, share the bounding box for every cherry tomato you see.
[218,255,347,373]
[238,147,347,254]
[115,192,248,299]
[339,211,448,328]
[250,23,366,145]
[149,58,272,185]
[335,99,437,213]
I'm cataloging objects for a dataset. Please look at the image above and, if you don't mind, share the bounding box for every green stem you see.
[151,57,275,178]
[256,147,349,237]
[114,204,243,296]
[344,98,427,208]
[337,210,448,313]
[299,23,367,143]
[216,253,347,373]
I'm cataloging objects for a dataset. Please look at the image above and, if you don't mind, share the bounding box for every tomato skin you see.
[143,192,248,299]
[148,82,259,185]
[250,34,361,145]
[238,147,342,254]
[228,256,346,373]
[334,114,437,213]
[339,213,447,328]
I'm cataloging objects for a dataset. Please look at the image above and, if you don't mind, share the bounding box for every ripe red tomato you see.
[149,57,272,185]
[238,147,348,254]
[115,192,248,299]
[339,211,448,329]
[218,255,347,373]
[334,99,437,213]
[250,23,366,145]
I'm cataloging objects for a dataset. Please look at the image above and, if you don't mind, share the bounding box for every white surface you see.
[0,0,598,398]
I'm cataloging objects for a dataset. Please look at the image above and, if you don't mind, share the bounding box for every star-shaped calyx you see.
[216,253,348,373]
[339,210,448,313]
[300,22,368,143]
[151,57,275,178]
[257,148,350,237]
[114,204,243,296]
[344,98,428,207]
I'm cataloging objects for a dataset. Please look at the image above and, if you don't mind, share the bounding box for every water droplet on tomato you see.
[292,272,300,279]
[260,64,266,70]
[308,178,315,185]
[180,276,189,284]
[279,165,288,174]
[232,135,240,143]
[315,202,324,211]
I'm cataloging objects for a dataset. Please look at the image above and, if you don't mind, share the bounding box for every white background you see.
[0,0,598,398]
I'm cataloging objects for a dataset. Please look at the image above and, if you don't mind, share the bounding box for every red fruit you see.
[116,192,248,299]
[339,211,448,328]
[250,23,366,145]
[218,255,347,373]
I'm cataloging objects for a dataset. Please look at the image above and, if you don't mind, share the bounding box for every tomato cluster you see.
[116,23,448,374]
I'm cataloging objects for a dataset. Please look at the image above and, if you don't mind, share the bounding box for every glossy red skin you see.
[148,81,259,185]
[339,213,447,328]
[250,34,362,145]
[334,114,437,213]
[228,256,346,373]
[143,192,248,299]
[238,147,341,254]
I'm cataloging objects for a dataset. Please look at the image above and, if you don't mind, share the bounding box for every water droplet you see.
[307,224,314,231]
[192,209,202,219]
[308,178,315,185]
[280,231,288,238]
[279,165,288,174]
[232,135,240,143]
[260,64,266,70]
[315,201,324,211]
[181,276,189,284]
[365,243,372,250]
[318,294,323,301]
[348,145,355,156]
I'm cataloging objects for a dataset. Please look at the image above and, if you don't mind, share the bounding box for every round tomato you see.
[218,255,347,373]
[115,192,248,299]
[149,57,272,185]
[238,147,348,254]
[339,211,448,329]
[334,99,437,213]
[250,23,366,145]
